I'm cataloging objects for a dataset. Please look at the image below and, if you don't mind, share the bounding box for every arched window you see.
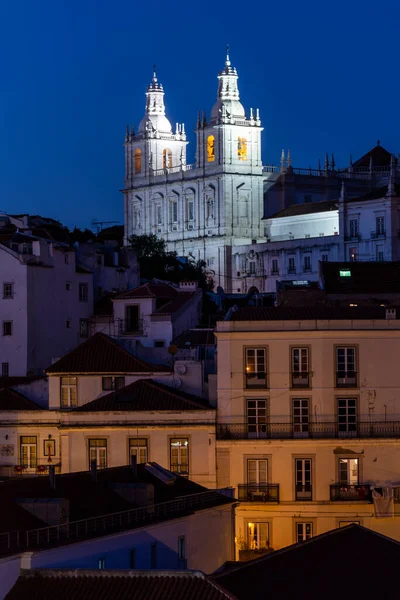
[163,148,172,169]
[134,149,142,174]
[238,137,247,161]
[207,135,215,162]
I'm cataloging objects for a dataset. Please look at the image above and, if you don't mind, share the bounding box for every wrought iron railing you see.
[238,484,279,503]
[217,421,400,440]
[371,230,386,239]
[245,372,268,389]
[0,490,228,556]
[335,371,357,387]
[330,484,372,502]
[291,372,310,388]
[295,484,312,501]
[0,461,62,479]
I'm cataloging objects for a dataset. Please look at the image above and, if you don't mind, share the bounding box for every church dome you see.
[210,51,245,123]
[138,69,172,135]
[138,113,172,134]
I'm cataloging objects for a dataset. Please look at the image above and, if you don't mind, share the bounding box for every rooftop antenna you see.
[92,220,120,234]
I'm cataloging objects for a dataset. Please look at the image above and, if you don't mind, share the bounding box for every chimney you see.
[49,465,56,489]
[130,454,137,476]
[386,308,396,320]
[90,459,97,481]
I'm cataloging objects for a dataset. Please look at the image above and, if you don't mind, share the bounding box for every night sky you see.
[0,0,399,230]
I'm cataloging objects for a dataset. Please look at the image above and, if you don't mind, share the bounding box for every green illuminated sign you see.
[339,270,351,277]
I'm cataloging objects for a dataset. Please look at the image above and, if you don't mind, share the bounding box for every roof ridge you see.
[143,378,211,408]
[21,569,207,579]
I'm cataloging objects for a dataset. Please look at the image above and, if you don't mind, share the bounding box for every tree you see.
[127,234,170,260]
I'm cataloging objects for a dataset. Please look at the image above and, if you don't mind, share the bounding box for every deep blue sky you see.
[0,0,399,230]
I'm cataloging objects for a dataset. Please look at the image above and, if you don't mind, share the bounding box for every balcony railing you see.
[245,372,267,389]
[0,461,62,479]
[217,421,400,440]
[114,318,144,336]
[170,464,189,478]
[335,371,357,387]
[291,372,310,388]
[238,484,280,503]
[295,484,312,500]
[288,268,296,274]
[330,484,372,502]
[371,230,386,239]
[0,490,227,557]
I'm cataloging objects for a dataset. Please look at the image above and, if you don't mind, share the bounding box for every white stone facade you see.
[123,53,264,289]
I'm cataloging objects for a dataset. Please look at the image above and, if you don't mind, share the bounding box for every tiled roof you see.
[153,292,195,315]
[212,525,400,600]
[173,328,216,348]
[75,264,93,274]
[352,144,397,168]
[114,282,179,300]
[266,200,337,220]
[321,261,400,294]
[0,375,45,388]
[6,570,236,600]
[74,379,212,412]
[46,333,171,374]
[0,388,41,410]
[229,305,396,322]
[344,183,400,203]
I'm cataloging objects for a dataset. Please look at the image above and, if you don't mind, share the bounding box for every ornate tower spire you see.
[138,65,172,134]
[210,48,246,124]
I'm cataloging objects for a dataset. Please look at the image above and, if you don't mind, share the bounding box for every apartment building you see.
[215,303,400,555]
[0,333,217,488]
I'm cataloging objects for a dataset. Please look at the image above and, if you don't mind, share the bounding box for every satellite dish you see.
[176,364,187,375]
[172,377,182,388]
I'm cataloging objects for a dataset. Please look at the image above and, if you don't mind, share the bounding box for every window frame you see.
[295,521,314,543]
[60,377,77,408]
[169,437,189,477]
[336,397,358,435]
[294,456,313,501]
[335,345,358,388]
[101,376,125,391]
[129,438,148,464]
[3,321,12,336]
[20,435,37,469]
[291,397,310,437]
[303,255,311,272]
[244,347,268,389]
[290,346,311,389]
[79,318,89,338]
[79,282,89,302]
[245,521,270,551]
[247,458,268,486]
[1,362,9,377]
[288,257,296,274]
[88,438,108,470]
[3,283,13,299]
[246,398,268,438]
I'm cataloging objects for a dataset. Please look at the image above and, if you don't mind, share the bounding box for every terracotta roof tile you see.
[46,333,171,374]
[153,292,195,315]
[74,379,212,412]
[212,525,400,600]
[0,388,41,410]
[7,570,236,600]
[114,282,179,300]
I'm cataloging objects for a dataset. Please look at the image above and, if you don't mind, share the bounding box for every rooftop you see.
[74,378,212,412]
[212,525,400,600]
[114,281,179,300]
[351,143,397,169]
[46,333,170,374]
[6,570,236,600]
[267,199,338,220]
[152,292,196,315]
[225,304,399,323]
[321,261,400,295]
[173,328,216,348]
[0,387,41,411]
[0,464,234,558]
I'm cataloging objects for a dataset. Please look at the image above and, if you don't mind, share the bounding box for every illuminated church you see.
[123,52,399,292]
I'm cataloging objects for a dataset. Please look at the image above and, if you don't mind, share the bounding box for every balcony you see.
[114,318,144,336]
[271,269,279,276]
[217,421,400,440]
[335,371,357,387]
[0,461,62,479]
[330,484,372,502]
[295,484,312,501]
[245,371,267,389]
[345,234,361,242]
[371,230,385,240]
[288,268,296,274]
[291,372,310,388]
[238,484,280,503]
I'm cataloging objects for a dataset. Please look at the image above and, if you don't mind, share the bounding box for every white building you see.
[123,52,264,289]
[0,230,139,378]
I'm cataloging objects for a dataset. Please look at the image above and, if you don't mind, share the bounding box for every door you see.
[293,399,309,436]
[21,436,37,470]
[338,398,357,434]
[247,399,267,438]
[125,305,139,332]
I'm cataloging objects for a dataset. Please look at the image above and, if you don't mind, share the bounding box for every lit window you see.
[247,522,269,550]
[170,438,189,477]
[238,137,247,160]
[60,377,77,408]
[245,348,267,388]
[20,436,37,469]
[129,438,148,464]
[98,558,105,569]
[295,458,312,500]
[134,149,142,174]
[163,148,172,169]
[89,439,107,469]
[207,135,215,162]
